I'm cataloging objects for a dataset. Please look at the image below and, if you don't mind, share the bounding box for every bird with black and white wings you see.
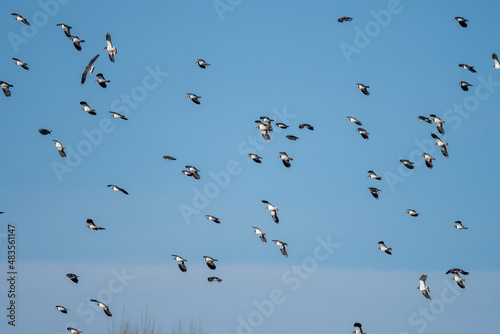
[353,323,366,334]
[109,111,127,120]
[90,299,112,317]
[262,200,279,223]
[208,277,222,283]
[279,152,293,168]
[107,184,129,195]
[55,305,68,314]
[255,120,271,142]
[299,123,314,131]
[187,93,201,104]
[86,219,105,231]
[406,209,419,217]
[431,133,449,157]
[417,274,431,300]
[39,129,52,135]
[377,241,392,255]
[56,23,72,38]
[422,153,436,169]
[400,159,415,169]
[347,116,362,125]
[248,154,262,163]
[11,13,30,26]
[69,36,85,51]
[172,255,187,272]
[67,328,82,334]
[276,122,288,129]
[367,170,381,180]
[454,16,468,28]
[446,268,469,289]
[53,140,66,158]
[252,227,267,243]
[454,221,468,230]
[196,59,210,68]
[429,114,445,135]
[0,81,13,97]
[80,101,96,115]
[356,128,369,140]
[272,240,288,258]
[12,58,29,70]
[95,73,110,88]
[459,63,476,74]
[205,215,220,224]
[356,83,370,96]
[104,32,117,62]
[338,16,353,23]
[417,115,432,124]
[493,53,500,69]
[81,54,100,85]
[66,273,79,283]
[368,187,381,199]
[203,256,217,270]
[459,81,472,91]
[186,165,201,180]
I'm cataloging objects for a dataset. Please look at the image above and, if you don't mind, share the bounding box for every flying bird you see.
[367,170,381,180]
[69,36,85,51]
[406,209,419,217]
[90,299,112,317]
[400,159,415,169]
[431,133,449,157]
[356,128,369,140]
[172,255,187,272]
[459,63,476,74]
[276,122,288,129]
[421,153,435,169]
[417,115,432,124]
[86,219,105,231]
[55,306,67,314]
[104,32,117,62]
[262,200,279,223]
[109,111,127,120]
[196,59,210,68]
[66,273,79,283]
[368,187,381,199]
[353,323,366,334]
[95,73,110,88]
[56,23,72,37]
[279,152,293,168]
[299,123,314,130]
[11,13,30,26]
[454,16,468,28]
[81,54,100,85]
[187,93,201,104]
[417,274,431,300]
[493,53,500,69]
[80,101,96,115]
[446,268,469,289]
[459,81,472,91]
[338,16,353,23]
[186,165,200,180]
[347,116,362,125]
[53,140,66,158]
[67,328,82,334]
[0,81,13,97]
[286,135,299,141]
[12,58,28,70]
[256,120,272,142]
[162,155,176,160]
[248,154,262,163]
[39,129,52,135]
[203,256,217,270]
[107,184,129,195]
[252,227,267,243]
[205,215,220,224]
[378,241,392,255]
[272,240,288,258]
[429,114,445,135]
[356,83,370,96]
[208,277,222,283]
[454,221,468,230]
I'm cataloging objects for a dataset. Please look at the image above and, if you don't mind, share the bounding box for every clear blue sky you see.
[0,0,499,333]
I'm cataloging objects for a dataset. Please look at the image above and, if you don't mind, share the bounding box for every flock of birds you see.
[1,8,490,334]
